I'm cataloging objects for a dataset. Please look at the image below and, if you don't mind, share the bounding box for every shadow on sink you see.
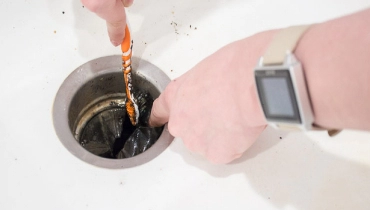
[171,126,370,209]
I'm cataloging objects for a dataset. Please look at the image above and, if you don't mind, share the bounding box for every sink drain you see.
[53,56,173,169]
[75,91,163,159]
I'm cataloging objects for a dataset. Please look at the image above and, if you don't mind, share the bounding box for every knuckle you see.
[182,136,196,152]
[206,152,234,164]
[182,134,207,156]
[205,143,241,164]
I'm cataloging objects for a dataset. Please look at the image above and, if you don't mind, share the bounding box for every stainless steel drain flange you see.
[53,55,173,169]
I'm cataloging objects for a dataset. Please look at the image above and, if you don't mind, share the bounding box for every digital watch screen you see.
[255,69,301,123]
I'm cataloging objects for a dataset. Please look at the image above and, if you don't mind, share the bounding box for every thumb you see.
[149,81,177,127]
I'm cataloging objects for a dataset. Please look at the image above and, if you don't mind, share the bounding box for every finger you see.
[149,80,177,127]
[81,0,127,46]
[149,94,170,127]
[107,20,126,46]
[122,0,134,7]
[109,1,134,45]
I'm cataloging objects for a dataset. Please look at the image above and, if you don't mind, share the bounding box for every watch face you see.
[255,69,301,123]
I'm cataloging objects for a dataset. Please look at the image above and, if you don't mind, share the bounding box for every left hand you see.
[81,0,134,46]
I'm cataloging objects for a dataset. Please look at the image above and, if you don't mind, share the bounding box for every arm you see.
[81,0,134,46]
[149,8,370,163]
[295,8,370,130]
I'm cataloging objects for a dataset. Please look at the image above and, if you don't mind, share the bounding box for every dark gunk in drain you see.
[79,91,163,159]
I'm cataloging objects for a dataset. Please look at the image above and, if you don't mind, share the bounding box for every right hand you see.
[148,31,277,164]
[81,0,134,46]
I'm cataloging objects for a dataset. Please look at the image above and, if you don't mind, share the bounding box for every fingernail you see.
[123,0,133,7]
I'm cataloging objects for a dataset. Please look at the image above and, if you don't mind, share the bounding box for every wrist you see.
[294,23,334,128]
[254,25,327,131]
[238,30,280,127]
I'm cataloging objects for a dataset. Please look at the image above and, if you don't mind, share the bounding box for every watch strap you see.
[263,25,311,65]
[313,125,341,137]
[262,25,341,137]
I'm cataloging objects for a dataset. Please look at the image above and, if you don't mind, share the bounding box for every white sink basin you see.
[1,0,370,209]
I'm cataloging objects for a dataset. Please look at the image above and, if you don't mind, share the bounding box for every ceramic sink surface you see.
[1,0,370,209]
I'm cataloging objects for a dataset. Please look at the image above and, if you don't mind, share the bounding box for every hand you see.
[81,0,134,46]
[149,31,277,164]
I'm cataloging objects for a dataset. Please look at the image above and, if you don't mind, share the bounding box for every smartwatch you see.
[254,25,340,136]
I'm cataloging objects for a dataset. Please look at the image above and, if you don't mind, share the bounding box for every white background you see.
[1,0,370,209]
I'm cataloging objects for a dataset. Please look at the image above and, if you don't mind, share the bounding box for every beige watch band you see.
[262,25,341,137]
[263,25,311,65]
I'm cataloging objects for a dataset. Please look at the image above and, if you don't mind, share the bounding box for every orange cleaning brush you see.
[121,25,139,126]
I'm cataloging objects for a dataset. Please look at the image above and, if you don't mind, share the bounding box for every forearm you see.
[295,8,370,130]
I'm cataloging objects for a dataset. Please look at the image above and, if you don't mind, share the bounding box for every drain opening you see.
[76,91,163,159]
[53,56,173,168]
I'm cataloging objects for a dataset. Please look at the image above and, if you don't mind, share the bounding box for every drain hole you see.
[53,56,174,168]
[77,91,163,159]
